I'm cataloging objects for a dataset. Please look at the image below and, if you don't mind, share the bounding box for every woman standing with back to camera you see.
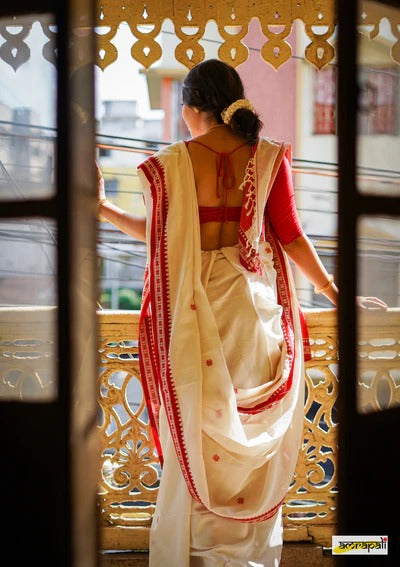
[97,59,386,566]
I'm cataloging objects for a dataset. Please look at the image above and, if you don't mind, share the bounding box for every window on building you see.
[313,66,399,136]
[358,67,398,135]
[313,67,336,135]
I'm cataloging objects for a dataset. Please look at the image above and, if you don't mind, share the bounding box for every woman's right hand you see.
[356,296,388,310]
[94,160,147,240]
[96,161,106,202]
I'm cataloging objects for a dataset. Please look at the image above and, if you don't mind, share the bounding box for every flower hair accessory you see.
[221,98,255,125]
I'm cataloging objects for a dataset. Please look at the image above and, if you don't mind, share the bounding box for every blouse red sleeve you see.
[266,155,304,245]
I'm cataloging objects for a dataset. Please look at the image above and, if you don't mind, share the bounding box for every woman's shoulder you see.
[258,136,288,150]
[138,140,186,170]
[257,136,292,163]
[156,140,186,158]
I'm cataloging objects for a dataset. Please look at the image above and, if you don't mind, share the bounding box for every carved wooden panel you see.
[283,309,339,545]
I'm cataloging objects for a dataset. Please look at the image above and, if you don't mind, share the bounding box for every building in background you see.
[0,101,56,306]
[296,25,400,307]
[96,98,163,310]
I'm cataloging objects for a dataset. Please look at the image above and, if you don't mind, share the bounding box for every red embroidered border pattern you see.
[237,497,285,524]
[238,149,263,274]
[138,157,202,506]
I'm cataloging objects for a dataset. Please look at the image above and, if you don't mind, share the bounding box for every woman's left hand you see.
[356,296,388,310]
[96,161,106,202]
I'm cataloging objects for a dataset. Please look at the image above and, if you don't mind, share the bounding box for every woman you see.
[97,59,386,567]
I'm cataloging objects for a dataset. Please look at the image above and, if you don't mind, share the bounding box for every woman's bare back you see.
[186,126,253,251]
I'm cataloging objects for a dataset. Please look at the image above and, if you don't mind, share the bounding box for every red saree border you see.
[238,497,285,524]
[139,289,164,465]
[138,156,202,506]
[299,308,312,361]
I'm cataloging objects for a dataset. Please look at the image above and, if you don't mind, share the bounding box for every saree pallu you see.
[137,138,307,566]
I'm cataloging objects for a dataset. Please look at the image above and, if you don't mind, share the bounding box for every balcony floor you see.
[100,544,336,566]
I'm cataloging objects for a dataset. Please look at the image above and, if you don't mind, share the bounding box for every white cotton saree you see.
[137,137,310,566]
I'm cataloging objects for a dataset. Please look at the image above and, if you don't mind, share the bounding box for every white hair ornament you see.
[221,98,255,125]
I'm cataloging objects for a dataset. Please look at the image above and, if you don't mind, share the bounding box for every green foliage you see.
[98,288,142,310]
[118,288,142,310]
[100,290,111,309]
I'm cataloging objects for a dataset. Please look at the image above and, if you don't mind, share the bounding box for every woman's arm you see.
[267,158,337,305]
[283,234,388,310]
[98,200,146,242]
[283,233,338,306]
[268,160,386,310]
[96,161,146,242]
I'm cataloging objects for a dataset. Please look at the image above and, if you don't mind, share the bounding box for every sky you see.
[0,20,161,128]
[94,23,162,120]
[0,21,57,126]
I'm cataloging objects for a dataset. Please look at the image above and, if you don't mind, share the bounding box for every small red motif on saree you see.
[265,245,271,253]
[213,454,220,462]
[206,359,213,366]
[190,303,197,310]
[237,497,244,504]
[234,388,238,394]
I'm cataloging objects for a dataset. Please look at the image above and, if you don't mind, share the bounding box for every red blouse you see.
[266,155,304,245]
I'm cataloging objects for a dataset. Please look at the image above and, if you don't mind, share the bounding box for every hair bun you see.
[221,99,255,125]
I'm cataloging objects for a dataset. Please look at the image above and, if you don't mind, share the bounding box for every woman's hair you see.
[182,59,263,145]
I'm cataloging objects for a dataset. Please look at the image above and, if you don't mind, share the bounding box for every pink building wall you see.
[238,19,298,155]
[161,77,173,141]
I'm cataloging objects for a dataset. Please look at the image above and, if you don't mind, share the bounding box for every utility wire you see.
[1,121,400,178]
[0,159,57,275]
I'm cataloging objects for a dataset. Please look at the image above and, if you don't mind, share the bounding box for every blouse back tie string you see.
[187,139,248,222]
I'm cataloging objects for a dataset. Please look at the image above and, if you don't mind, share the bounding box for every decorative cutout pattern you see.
[97,312,159,530]
[2,2,400,72]
[283,310,339,541]
[0,307,57,402]
[358,1,400,65]
[0,21,32,71]
[357,309,400,413]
